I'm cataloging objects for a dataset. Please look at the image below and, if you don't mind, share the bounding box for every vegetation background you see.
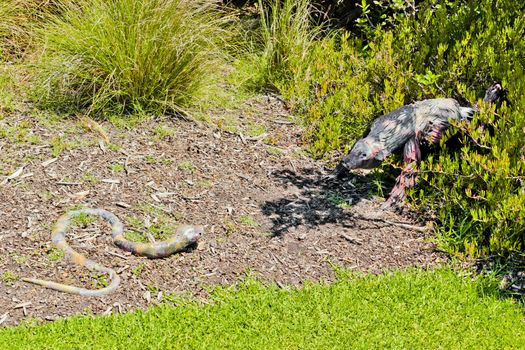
[1,0,524,258]
[231,0,525,258]
[1,0,524,344]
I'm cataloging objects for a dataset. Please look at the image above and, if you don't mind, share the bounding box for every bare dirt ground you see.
[0,95,447,326]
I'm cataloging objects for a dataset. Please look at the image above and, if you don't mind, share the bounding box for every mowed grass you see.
[1,268,524,349]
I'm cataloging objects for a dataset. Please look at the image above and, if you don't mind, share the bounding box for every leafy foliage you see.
[403,0,525,256]
[283,30,411,157]
[263,0,525,256]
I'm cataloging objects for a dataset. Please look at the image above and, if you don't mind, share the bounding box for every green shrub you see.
[266,0,524,256]
[402,0,525,256]
[31,0,227,116]
[416,102,525,257]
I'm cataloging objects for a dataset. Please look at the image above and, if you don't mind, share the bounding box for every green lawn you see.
[1,268,524,349]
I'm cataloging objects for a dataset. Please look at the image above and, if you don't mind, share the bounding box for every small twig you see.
[71,230,98,241]
[57,181,82,186]
[237,173,252,181]
[77,233,101,243]
[14,302,32,316]
[238,133,247,145]
[340,234,362,245]
[273,119,293,125]
[146,232,156,244]
[124,156,130,175]
[113,303,123,314]
[381,219,428,233]
[155,192,178,198]
[269,252,285,265]
[116,265,130,274]
[276,281,286,289]
[102,179,120,184]
[359,215,428,233]
[1,165,25,185]
[245,133,268,142]
[14,301,32,309]
[289,159,297,173]
[41,158,58,167]
[115,202,131,208]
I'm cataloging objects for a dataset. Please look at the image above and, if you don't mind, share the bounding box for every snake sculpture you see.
[22,208,203,297]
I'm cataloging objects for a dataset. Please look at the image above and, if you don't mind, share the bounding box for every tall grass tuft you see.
[257,0,321,91]
[32,0,228,116]
[0,1,66,60]
[0,1,22,59]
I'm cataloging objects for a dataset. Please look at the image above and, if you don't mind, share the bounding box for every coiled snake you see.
[22,208,203,297]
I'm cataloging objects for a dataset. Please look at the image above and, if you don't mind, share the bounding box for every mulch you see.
[0,95,447,326]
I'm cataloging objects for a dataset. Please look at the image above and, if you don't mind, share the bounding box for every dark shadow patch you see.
[475,254,525,301]
[261,167,392,236]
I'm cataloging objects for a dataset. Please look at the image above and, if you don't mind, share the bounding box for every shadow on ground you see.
[261,167,393,236]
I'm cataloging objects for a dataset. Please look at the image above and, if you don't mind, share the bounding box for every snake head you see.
[177,225,203,244]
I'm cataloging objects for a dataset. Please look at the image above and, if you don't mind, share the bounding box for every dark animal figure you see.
[327,83,506,209]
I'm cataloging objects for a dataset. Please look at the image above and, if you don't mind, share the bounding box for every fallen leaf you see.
[78,114,110,143]
[41,158,58,167]
[1,165,25,185]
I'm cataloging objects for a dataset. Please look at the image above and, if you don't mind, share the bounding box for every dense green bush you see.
[401,0,525,256]
[31,0,228,115]
[264,0,524,256]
